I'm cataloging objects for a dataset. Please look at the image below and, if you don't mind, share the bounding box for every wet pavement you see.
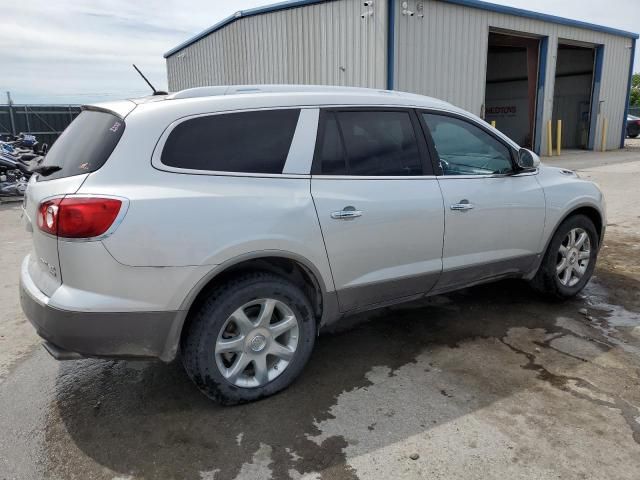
[1,157,640,479]
[2,268,639,479]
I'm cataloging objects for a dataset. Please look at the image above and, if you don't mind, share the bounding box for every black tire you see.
[181,272,316,405]
[628,133,639,139]
[531,214,599,299]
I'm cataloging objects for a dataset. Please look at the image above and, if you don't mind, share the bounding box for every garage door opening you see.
[553,42,596,150]
[484,31,541,150]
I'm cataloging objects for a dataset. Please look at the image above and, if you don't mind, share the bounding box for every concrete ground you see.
[1,147,640,480]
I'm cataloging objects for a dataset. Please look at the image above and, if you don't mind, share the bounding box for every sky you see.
[1,0,638,105]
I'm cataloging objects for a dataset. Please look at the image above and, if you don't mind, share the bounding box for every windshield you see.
[36,110,125,181]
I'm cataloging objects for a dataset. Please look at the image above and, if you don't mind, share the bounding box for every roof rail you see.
[167,84,398,100]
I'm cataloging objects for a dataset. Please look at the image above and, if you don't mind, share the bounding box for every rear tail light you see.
[37,198,62,235]
[636,120,640,126]
[37,196,123,239]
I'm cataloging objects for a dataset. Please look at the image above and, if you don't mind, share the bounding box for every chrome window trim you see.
[150,169,311,179]
[152,106,310,177]
[311,175,438,180]
[150,102,517,179]
[151,103,471,178]
[435,169,539,180]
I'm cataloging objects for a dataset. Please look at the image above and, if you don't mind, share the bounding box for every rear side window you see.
[316,110,423,176]
[37,110,125,181]
[317,113,347,175]
[161,109,300,174]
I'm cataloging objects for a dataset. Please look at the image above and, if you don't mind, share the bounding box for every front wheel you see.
[181,272,316,404]
[531,214,599,299]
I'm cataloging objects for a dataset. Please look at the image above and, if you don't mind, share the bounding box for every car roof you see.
[86,84,521,150]
[89,84,459,115]
[165,84,446,104]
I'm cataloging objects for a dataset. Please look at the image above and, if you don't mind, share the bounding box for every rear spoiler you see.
[82,100,137,120]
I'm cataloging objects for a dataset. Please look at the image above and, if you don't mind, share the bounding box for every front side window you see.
[422,113,513,175]
[161,109,300,174]
[316,110,423,176]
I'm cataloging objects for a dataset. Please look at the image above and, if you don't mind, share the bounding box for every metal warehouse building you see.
[164,0,638,154]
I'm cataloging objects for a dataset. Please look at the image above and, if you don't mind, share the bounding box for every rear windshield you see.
[36,110,125,181]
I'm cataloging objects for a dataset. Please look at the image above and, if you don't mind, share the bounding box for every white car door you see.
[311,109,445,312]
[420,111,546,292]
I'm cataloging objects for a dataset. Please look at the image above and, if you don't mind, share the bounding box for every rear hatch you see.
[23,106,129,297]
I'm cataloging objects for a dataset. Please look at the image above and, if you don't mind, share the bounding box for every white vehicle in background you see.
[20,85,605,404]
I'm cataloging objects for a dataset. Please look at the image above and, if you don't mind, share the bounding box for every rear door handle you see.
[331,206,363,219]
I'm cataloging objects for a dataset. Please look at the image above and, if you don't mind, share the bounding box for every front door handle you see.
[450,200,474,211]
[331,206,363,220]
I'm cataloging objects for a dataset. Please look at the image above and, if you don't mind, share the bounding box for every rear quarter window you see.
[160,109,301,174]
[37,110,125,181]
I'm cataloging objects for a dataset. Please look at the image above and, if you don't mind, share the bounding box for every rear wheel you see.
[181,272,316,404]
[531,214,599,299]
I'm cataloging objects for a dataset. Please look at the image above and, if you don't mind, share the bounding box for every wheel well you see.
[568,206,603,241]
[181,257,323,343]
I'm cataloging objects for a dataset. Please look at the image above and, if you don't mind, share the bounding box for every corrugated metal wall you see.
[394,0,633,151]
[166,0,387,91]
[166,0,633,151]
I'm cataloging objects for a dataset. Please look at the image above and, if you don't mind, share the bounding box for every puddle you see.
[12,276,637,479]
[577,279,640,356]
[583,280,640,328]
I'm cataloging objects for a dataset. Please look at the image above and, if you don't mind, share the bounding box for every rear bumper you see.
[20,257,180,361]
[42,341,85,360]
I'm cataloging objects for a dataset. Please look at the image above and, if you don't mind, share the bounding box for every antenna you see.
[132,64,168,96]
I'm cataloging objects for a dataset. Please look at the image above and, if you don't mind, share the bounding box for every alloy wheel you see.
[215,298,299,388]
[556,227,591,287]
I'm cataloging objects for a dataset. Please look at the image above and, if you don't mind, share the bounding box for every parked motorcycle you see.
[0,132,46,197]
[3,133,47,155]
[0,170,28,196]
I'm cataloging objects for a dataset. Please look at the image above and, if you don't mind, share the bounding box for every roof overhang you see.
[444,0,639,39]
[164,0,329,58]
[164,0,639,59]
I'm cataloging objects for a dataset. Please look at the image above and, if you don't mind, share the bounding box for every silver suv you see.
[20,85,605,404]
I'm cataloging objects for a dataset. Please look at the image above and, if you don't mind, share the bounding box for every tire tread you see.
[181,271,315,405]
[531,214,598,299]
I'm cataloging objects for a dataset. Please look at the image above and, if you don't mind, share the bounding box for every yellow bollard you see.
[490,120,496,128]
[556,120,562,156]
[601,117,608,152]
[547,120,553,157]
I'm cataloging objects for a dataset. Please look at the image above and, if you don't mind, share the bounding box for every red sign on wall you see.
[486,105,517,115]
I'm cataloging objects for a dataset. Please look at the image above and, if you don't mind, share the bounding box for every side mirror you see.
[516,148,540,170]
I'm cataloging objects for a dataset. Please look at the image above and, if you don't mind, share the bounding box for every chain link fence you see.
[0,104,81,147]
